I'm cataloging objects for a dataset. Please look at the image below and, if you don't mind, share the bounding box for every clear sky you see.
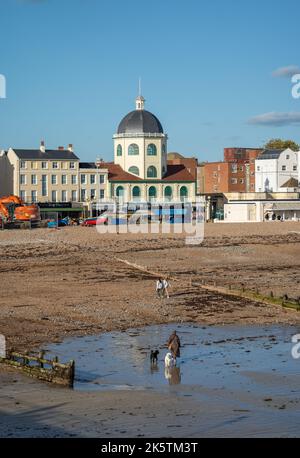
[0,0,300,162]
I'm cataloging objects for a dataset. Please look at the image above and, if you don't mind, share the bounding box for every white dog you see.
[164,352,176,367]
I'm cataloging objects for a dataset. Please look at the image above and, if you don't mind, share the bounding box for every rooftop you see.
[12,149,79,161]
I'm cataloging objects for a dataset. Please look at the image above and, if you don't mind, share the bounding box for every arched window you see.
[147,144,157,156]
[128,166,140,176]
[132,186,141,200]
[164,186,173,201]
[180,186,188,201]
[148,186,157,200]
[117,144,122,156]
[128,144,139,155]
[116,186,124,198]
[147,166,157,178]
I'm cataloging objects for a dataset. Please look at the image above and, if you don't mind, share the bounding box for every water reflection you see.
[164,366,181,385]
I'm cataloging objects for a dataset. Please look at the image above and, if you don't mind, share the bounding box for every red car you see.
[81,216,108,227]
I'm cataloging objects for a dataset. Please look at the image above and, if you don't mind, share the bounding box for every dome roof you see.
[117,110,164,134]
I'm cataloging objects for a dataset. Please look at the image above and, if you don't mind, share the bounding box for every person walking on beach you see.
[156,278,164,299]
[162,278,170,299]
[167,330,181,363]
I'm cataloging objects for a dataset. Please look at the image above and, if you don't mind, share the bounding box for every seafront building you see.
[1,94,300,222]
[255,148,299,193]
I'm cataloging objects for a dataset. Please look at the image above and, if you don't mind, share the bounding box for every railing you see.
[113,133,167,139]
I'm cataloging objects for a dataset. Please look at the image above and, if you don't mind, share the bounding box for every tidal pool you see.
[46,323,300,398]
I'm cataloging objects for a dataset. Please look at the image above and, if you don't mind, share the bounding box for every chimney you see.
[68,144,73,152]
[40,140,46,153]
[58,146,65,151]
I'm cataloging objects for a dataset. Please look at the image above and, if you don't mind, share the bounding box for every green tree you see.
[264,139,300,151]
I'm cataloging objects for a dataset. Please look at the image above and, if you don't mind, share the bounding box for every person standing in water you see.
[167,330,181,363]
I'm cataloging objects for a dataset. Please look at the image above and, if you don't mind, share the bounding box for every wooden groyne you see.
[0,350,75,387]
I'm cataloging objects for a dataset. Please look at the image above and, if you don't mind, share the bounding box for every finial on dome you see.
[136,77,145,110]
[136,95,145,110]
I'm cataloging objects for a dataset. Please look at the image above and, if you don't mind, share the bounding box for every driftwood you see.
[0,350,75,387]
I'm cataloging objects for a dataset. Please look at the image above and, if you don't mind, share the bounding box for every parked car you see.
[81,215,108,227]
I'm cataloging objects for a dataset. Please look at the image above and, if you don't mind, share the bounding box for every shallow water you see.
[46,323,300,436]
[46,323,300,395]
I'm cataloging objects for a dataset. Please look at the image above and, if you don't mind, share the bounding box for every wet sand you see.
[1,323,300,438]
[0,222,300,352]
[1,222,300,437]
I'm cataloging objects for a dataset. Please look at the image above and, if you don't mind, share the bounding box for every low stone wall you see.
[0,350,75,387]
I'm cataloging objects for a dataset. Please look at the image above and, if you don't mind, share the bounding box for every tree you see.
[264,139,300,151]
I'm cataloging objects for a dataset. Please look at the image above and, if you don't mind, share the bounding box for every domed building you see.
[106,94,196,202]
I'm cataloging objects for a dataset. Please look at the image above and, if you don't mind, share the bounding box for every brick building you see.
[204,147,263,194]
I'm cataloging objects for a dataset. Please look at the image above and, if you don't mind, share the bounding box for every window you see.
[116,186,124,198]
[147,144,157,156]
[31,175,37,185]
[80,189,86,202]
[240,166,243,172]
[251,184,255,189]
[81,174,86,185]
[51,190,57,202]
[72,175,77,185]
[128,144,139,155]
[164,186,172,201]
[42,175,47,197]
[61,191,67,202]
[31,162,38,170]
[20,175,26,185]
[286,155,290,160]
[231,178,238,184]
[147,166,157,178]
[132,186,141,200]
[162,144,166,154]
[231,164,237,173]
[31,190,37,203]
[20,191,26,202]
[148,186,157,200]
[42,162,48,169]
[52,162,58,169]
[51,175,57,185]
[90,174,96,185]
[180,186,188,201]
[71,190,77,202]
[61,175,67,185]
[100,174,105,184]
[70,162,75,169]
[213,171,218,178]
[20,161,26,169]
[257,166,261,172]
[240,178,244,184]
[100,189,105,199]
[128,166,140,176]
[282,165,286,171]
[90,189,96,199]
[117,145,122,156]
[293,165,297,171]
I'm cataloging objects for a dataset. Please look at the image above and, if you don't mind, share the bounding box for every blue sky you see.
[0,0,300,162]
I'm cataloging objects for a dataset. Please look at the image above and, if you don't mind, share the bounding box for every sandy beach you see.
[0,222,300,351]
[0,222,300,438]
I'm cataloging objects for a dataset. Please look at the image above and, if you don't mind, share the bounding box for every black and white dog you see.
[150,350,160,364]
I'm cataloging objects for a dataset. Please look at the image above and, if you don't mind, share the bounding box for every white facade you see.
[113,96,168,180]
[255,148,299,192]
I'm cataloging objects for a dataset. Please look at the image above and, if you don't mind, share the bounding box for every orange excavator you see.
[0,195,40,227]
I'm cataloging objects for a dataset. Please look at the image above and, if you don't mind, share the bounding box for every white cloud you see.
[272,65,300,78]
[248,112,300,127]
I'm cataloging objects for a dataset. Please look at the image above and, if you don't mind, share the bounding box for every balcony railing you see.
[113,133,167,139]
